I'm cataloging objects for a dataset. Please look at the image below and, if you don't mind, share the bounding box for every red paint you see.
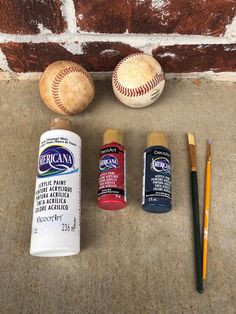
[74,0,236,36]
[97,142,126,210]
[0,42,141,72]
[0,0,64,34]
[2,42,236,73]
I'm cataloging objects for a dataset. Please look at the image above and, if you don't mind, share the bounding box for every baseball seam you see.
[51,66,94,115]
[113,53,165,98]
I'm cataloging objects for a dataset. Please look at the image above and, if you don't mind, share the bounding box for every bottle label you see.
[98,145,126,200]
[142,147,171,204]
[31,130,81,239]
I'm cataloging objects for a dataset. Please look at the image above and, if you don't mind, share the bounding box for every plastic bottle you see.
[142,131,172,213]
[97,128,126,210]
[30,117,81,256]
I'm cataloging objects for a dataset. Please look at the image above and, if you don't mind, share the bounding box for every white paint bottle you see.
[30,117,81,257]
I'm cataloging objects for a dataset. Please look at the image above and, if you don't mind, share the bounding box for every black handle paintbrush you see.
[188,133,204,294]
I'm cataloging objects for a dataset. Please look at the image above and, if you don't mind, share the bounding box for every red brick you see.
[152,44,236,72]
[81,42,141,71]
[2,42,235,73]
[0,0,64,34]
[74,0,236,36]
[0,42,141,72]
[0,42,71,72]
[74,0,133,33]
[131,0,236,36]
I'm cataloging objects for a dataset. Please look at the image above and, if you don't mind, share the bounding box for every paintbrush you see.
[187,133,204,294]
[202,140,212,280]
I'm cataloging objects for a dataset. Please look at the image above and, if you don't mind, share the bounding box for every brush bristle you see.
[188,133,195,145]
[207,139,212,158]
[208,139,212,144]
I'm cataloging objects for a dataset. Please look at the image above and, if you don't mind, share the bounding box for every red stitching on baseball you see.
[51,66,94,115]
[113,53,165,98]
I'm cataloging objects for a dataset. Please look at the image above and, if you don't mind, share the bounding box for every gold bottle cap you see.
[50,117,72,131]
[147,131,168,148]
[103,128,123,145]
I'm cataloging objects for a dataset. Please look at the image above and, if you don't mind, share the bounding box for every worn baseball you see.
[39,61,95,115]
[112,53,165,108]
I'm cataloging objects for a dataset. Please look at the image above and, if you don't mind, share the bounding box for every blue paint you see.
[142,145,172,213]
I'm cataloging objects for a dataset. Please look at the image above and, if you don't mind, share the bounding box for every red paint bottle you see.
[97,128,126,210]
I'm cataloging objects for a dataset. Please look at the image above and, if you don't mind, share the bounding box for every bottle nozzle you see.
[50,117,72,131]
[103,128,123,145]
[147,131,168,148]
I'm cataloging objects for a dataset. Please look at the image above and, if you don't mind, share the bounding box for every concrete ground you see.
[0,78,235,314]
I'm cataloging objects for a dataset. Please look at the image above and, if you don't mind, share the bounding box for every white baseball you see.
[112,53,165,108]
[39,61,95,115]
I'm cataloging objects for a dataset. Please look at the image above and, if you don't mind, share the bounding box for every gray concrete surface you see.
[0,79,235,314]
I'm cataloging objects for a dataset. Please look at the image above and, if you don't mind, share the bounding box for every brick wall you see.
[0,0,235,77]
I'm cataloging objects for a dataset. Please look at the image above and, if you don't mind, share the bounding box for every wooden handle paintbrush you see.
[202,140,212,280]
[187,133,204,294]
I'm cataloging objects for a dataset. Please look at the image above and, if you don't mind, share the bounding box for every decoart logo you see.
[38,145,74,177]
[100,154,119,172]
[150,157,171,174]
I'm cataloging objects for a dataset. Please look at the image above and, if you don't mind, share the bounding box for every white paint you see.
[100,49,120,55]
[62,42,83,54]
[224,45,236,51]
[156,52,176,58]
[1,71,236,82]
[37,23,53,35]
[138,0,167,8]
[165,71,236,82]
[100,71,236,82]
[225,15,236,37]
[0,49,11,72]
[78,14,83,20]
[0,32,235,45]
[61,0,77,33]
[151,0,168,9]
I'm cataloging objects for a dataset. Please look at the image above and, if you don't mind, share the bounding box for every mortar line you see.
[1,71,236,82]
[0,48,11,71]
[60,0,77,34]
[0,33,235,45]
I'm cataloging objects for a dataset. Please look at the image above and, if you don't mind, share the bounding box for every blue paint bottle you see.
[142,132,172,213]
